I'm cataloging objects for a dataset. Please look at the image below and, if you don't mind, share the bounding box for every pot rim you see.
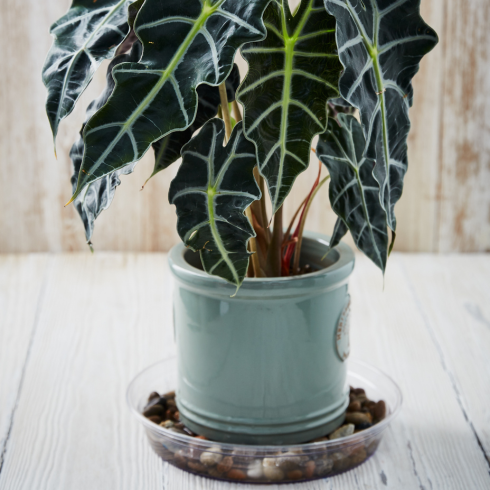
[168,231,355,296]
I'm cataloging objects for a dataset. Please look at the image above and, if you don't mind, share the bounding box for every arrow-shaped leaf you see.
[70,42,143,245]
[169,119,260,288]
[70,0,268,204]
[317,113,388,271]
[148,64,241,183]
[42,0,134,143]
[324,0,438,232]
[237,0,341,213]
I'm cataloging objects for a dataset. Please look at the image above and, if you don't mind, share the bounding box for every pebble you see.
[347,400,361,412]
[247,460,264,479]
[174,450,187,468]
[329,424,355,440]
[276,451,304,470]
[286,469,303,480]
[304,460,316,478]
[147,391,160,402]
[349,447,368,466]
[227,469,246,480]
[262,465,284,481]
[200,446,223,467]
[143,405,165,418]
[310,436,329,443]
[188,461,207,472]
[345,411,373,426]
[168,427,187,435]
[315,458,333,476]
[144,387,386,482]
[207,468,222,478]
[373,400,386,422]
[216,456,233,474]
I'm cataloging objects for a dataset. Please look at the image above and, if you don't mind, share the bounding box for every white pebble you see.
[199,446,223,467]
[263,464,284,481]
[247,460,264,479]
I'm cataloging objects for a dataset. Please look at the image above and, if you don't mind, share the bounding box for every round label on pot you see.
[336,295,351,361]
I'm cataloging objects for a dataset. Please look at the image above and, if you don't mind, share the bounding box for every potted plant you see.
[43,0,437,446]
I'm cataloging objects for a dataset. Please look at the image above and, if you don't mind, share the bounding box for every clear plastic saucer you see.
[127,358,402,483]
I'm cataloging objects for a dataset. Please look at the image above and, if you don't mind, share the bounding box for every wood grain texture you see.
[0,253,489,488]
[0,0,488,254]
[434,0,490,252]
[0,255,50,468]
[0,254,174,490]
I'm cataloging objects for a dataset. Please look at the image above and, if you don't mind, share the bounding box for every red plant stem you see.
[282,162,322,275]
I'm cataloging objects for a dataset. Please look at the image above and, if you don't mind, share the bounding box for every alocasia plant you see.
[44,0,438,289]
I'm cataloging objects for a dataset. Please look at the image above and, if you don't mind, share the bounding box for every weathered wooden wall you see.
[0,0,488,253]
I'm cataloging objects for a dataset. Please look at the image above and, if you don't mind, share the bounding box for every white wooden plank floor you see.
[0,253,489,489]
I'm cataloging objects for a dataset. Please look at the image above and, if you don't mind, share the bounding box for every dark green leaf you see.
[70,42,142,245]
[169,119,260,288]
[43,0,133,144]
[237,0,341,213]
[317,113,388,271]
[324,0,438,232]
[148,64,241,182]
[329,217,349,250]
[70,0,269,204]
[128,0,145,28]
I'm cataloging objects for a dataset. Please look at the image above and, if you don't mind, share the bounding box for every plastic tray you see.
[127,358,402,483]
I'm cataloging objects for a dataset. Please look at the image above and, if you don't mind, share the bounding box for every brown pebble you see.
[174,451,187,468]
[165,409,174,419]
[227,469,246,480]
[216,456,234,474]
[207,468,222,478]
[304,460,316,478]
[353,388,365,396]
[143,405,164,418]
[345,412,372,426]
[173,411,180,421]
[347,400,361,412]
[286,469,303,480]
[188,461,207,472]
[356,394,368,404]
[147,391,160,402]
[163,390,176,399]
[373,400,386,422]
[349,447,368,465]
[148,415,162,424]
[167,398,177,408]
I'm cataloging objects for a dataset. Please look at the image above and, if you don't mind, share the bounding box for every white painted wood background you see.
[0,0,489,254]
[0,252,489,489]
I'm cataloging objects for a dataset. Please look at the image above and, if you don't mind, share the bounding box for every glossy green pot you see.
[168,232,355,445]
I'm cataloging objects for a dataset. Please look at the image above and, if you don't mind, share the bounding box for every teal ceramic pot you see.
[168,231,355,445]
